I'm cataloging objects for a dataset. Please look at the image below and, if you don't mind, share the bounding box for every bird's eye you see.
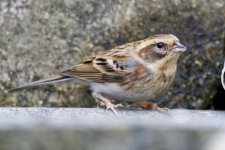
[156,42,165,49]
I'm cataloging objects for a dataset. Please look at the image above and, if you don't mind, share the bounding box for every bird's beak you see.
[172,42,187,53]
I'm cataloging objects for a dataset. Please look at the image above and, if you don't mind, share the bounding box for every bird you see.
[7,34,186,116]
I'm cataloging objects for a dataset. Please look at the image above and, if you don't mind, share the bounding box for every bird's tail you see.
[6,75,73,93]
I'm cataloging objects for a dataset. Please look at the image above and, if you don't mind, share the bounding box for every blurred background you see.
[0,0,225,109]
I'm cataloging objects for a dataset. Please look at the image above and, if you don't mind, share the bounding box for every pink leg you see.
[92,92,123,116]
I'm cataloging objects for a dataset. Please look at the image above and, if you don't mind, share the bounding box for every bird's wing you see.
[60,45,137,83]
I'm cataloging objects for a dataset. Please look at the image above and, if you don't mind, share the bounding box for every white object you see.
[221,60,225,90]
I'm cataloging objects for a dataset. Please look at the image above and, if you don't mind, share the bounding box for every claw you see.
[152,104,169,113]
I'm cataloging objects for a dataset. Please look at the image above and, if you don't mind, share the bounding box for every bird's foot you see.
[92,92,122,116]
[133,101,169,113]
[100,102,124,109]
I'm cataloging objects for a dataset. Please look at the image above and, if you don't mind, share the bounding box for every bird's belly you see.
[125,79,172,101]
[90,83,138,101]
[89,81,168,102]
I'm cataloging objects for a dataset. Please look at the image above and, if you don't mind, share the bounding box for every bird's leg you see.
[92,92,123,116]
[133,101,169,112]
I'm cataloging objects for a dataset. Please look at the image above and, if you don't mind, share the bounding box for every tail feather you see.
[6,75,73,93]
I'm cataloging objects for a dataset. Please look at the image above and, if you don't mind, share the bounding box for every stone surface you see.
[0,0,225,108]
[0,108,225,150]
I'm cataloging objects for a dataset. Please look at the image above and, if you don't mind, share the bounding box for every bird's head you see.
[137,34,186,64]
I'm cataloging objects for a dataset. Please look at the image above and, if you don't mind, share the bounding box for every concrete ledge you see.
[0,108,224,150]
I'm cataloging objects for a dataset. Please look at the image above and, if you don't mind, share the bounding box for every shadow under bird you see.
[7,34,187,116]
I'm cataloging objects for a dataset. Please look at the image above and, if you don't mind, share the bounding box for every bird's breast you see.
[119,63,177,101]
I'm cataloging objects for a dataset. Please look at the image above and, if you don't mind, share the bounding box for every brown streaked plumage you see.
[7,34,186,116]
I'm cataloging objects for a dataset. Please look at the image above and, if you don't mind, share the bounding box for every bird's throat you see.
[147,55,178,76]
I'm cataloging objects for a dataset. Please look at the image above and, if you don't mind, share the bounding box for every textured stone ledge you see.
[0,108,225,150]
[0,108,224,129]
